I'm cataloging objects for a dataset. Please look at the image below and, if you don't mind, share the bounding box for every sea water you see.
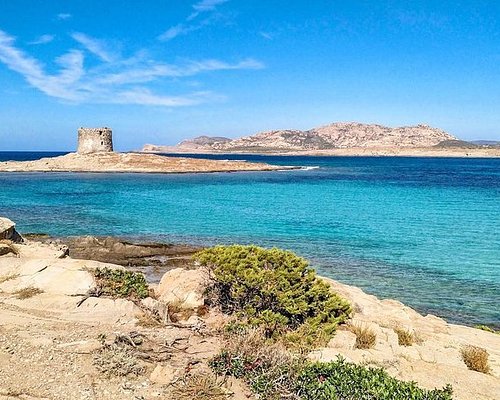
[0,152,498,327]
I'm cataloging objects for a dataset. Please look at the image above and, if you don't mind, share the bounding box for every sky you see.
[0,0,499,151]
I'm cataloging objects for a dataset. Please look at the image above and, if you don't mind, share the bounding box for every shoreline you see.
[1,233,499,399]
[0,151,299,174]
[140,146,500,158]
[28,233,499,331]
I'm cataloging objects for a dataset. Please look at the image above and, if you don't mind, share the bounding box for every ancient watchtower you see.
[77,127,113,154]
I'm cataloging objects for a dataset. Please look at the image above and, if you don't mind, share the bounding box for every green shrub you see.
[196,245,351,347]
[92,267,149,299]
[296,358,453,400]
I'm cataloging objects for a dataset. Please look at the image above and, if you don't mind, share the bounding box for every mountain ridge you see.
[143,122,458,153]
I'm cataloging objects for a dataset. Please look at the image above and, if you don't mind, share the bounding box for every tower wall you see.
[77,127,113,154]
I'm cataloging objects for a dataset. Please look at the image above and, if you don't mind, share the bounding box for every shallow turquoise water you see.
[0,153,499,327]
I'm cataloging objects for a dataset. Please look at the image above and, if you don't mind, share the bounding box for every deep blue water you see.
[0,152,499,327]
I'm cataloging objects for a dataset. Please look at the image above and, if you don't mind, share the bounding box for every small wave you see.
[300,166,320,171]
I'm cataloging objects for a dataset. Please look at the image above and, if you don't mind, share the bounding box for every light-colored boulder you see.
[0,217,22,242]
[328,329,357,350]
[156,268,206,308]
[150,364,180,385]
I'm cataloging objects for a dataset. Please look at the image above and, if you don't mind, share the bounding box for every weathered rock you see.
[39,235,200,283]
[328,329,357,350]
[0,243,16,256]
[0,217,22,242]
[156,268,206,308]
[149,364,179,385]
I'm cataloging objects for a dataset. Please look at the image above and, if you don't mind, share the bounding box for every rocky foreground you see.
[0,152,293,174]
[1,218,499,399]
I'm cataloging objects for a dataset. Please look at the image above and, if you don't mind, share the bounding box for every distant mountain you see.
[470,140,500,146]
[143,122,458,153]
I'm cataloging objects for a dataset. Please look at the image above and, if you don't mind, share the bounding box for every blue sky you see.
[0,0,499,151]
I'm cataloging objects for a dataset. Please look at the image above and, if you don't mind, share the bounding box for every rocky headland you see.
[0,152,294,174]
[1,217,499,399]
[142,122,500,157]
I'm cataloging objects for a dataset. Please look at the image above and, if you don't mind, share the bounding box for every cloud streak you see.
[28,34,55,45]
[57,13,72,20]
[158,0,229,41]
[0,29,263,107]
[72,32,116,62]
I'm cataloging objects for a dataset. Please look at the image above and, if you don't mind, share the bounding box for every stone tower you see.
[77,127,113,154]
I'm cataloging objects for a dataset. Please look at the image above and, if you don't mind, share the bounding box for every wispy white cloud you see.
[28,34,55,45]
[71,32,116,62]
[259,31,273,40]
[0,29,263,107]
[57,13,72,20]
[159,0,229,41]
[188,0,229,20]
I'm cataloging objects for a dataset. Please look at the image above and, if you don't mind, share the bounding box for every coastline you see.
[0,152,298,174]
[141,146,500,158]
[1,232,499,399]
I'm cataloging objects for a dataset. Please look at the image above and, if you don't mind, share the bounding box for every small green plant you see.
[461,345,490,374]
[349,323,376,349]
[394,327,416,346]
[474,325,499,334]
[14,286,44,299]
[91,267,149,299]
[196,245,351,348]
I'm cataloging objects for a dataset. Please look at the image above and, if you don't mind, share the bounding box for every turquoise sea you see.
[0,152,499,328]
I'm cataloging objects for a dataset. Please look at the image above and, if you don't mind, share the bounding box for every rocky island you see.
[0,127,293,174]
[142,122,500,157]
[1,216,499,400]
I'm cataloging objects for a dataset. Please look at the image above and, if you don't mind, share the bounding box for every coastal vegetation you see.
[91,267,149,299]
[394,327,418,346]
[348,323,377,349]
[461,345,491,374]
[200,245,454,400]
[14,286,44,299]
[195,245,351,349]
[210,328,454,400]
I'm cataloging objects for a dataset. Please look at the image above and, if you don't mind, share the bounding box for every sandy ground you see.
[0,152,295,174]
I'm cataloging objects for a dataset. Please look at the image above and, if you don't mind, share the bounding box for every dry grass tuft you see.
[461,345,490,374]
[135,312,163,328]
[349,323,377,349]
[93,344,144,377]
[394,328,417,346]
[171,373,229,400]
[0,273,19,284]
[14,286,44,299]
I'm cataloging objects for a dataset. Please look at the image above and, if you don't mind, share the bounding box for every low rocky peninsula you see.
[1,217,499,400]
[0,152,292,174]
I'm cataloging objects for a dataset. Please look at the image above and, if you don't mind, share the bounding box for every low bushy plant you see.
[461,345,490,374]
[296,357,453,400]
[195,245,351,347]
[92,267,149,299]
